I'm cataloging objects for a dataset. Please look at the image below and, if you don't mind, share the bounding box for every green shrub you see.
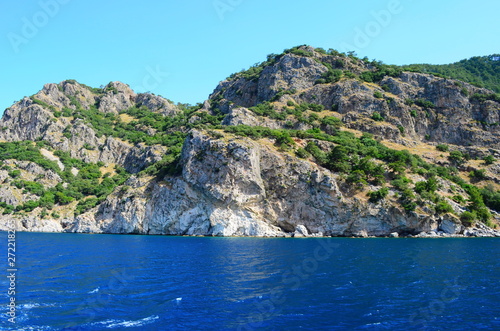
[372,112,384,121]
[83,143,95,150]
[309,113,319,122]
[466,185,491,222]
[460,211,476,226]
[435,201,454,214]
[250,102,285,120]
[436,144,449,152]
[360,71,374,82]
[414,177,438,194]
[305,141,327,165]
[63,126,73,139]
[326,145,352,173]
[21,200,40,212]
[273,131,295,148]
[295,148,310,159]
[8,170,21,178]
[415,99,435,109]
[39,191,55,209]
[373,91,383,99]
[451,194,467,204]
[346,170,367,188]
[448,151,465,165]
[55,192,75,205]
[75,197,101,215]
[391,176,412,191]
[402,200,417,212]
[483,155,496,165]
[2,205,14,215]
[320,116,343,128]
[469,169,486,181]
[480,185,500,212]
[315,62,343,84]
[62,108,73,117]
[343,71,355,79]
[368,187,389,203]
[309,104,324,112]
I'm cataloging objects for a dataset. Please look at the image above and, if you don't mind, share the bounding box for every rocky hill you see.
[1,46,500,237]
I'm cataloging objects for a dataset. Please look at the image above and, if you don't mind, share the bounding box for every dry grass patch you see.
[119,113,135,124]
[100,163,116,176]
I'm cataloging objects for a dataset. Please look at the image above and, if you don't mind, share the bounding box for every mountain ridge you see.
[1,45,500,238]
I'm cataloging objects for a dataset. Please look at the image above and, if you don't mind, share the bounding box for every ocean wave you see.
[88,287,100,294]
[12,302,58,310]
[19,303,42,310]
[93,315,159,328]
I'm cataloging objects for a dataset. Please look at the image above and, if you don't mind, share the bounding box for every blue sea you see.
[0,233,499,330]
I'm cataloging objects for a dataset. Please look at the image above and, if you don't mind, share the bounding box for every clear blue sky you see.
[1,0,499,115]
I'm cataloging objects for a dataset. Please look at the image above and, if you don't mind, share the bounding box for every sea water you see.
[0,232,498,330]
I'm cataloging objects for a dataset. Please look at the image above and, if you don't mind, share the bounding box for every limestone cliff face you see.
[63,130,449,237]
[0,96,63,142]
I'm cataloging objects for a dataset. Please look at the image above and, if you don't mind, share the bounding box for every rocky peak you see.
[211,51,329,108]
[210,46,371,109]
[98,81,136,114]
[107,81,135,94]
[59,80,98,110]
[136,93,179,117]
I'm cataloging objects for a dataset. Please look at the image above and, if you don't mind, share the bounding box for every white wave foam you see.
[88,287,100,294]
[365,322,382,326]
[96,315,159,328]
[18,303,57,310]
[21,303,40,309]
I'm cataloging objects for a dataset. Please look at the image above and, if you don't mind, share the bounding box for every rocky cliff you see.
[1,46,499,237]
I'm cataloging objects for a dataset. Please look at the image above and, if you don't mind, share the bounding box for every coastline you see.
[2,223,499,239]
